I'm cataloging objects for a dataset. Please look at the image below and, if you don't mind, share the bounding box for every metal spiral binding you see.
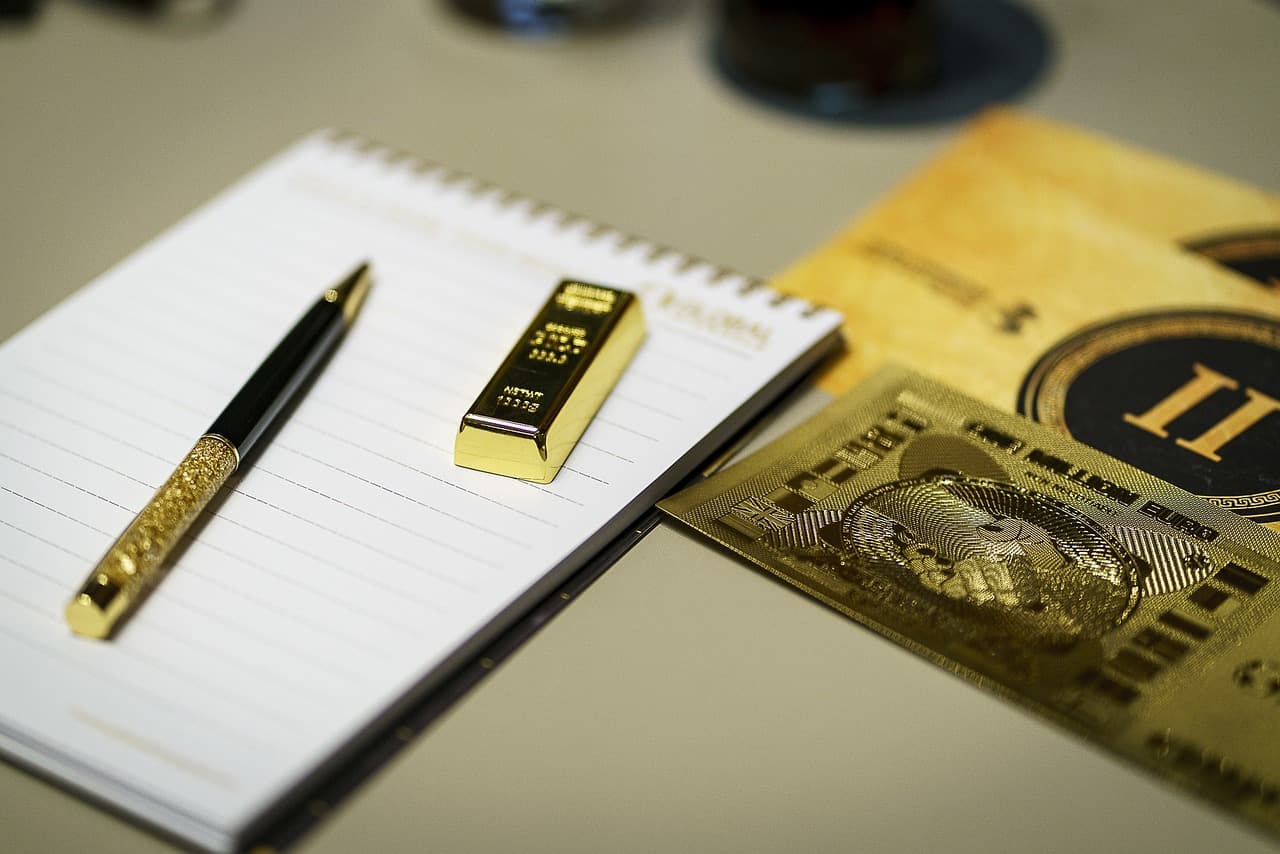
[322,130,828,318]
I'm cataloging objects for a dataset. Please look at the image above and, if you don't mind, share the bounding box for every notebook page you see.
[0,133,841,849]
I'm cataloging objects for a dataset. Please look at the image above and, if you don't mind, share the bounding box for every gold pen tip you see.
[332,262,373,326]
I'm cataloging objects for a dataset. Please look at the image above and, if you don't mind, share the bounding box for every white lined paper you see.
[0,133,841,851]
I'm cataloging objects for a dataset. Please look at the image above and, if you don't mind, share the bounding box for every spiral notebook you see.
[0,132,842,851]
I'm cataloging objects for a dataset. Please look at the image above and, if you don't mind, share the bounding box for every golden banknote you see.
[660,367,1280,837]
[952,109,1280,290]
[773,123,1280,529]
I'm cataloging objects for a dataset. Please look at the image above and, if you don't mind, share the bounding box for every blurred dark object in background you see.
[1,0,232,27]
[0,0,42,21]
[719,0,940,101]
[80,0,231,20]
[714,0,1050,125]
[447,0,644,36]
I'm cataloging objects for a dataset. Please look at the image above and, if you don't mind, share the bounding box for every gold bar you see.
[455,280,645,483]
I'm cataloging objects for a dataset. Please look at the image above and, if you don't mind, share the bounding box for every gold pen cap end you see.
[65,574,125,639]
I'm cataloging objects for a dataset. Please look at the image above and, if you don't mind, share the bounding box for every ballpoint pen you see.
[64,262,373,639]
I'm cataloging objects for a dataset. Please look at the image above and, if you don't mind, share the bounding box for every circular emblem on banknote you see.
[838,475,1140,648]
[1183,229,1280,289]
[1018,310,1280,525]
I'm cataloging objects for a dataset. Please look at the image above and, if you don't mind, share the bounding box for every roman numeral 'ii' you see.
[1123,363,1280,462]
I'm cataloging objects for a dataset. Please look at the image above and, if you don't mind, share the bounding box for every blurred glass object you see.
[447,0,644,36]
[719,0,940,102]
[713,0,1050,124]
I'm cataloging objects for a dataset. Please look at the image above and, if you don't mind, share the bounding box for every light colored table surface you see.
[2,2,1278,851]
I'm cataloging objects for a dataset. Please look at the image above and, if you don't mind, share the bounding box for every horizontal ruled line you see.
[0,427,453,638]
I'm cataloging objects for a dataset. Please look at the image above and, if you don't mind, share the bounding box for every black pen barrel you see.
[206,296,346,460]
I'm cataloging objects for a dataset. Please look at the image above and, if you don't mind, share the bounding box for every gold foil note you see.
[455,280,645,483]
[661,367,1280,838]
[771,113,1280,531]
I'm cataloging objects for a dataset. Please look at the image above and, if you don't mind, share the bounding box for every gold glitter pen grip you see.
[64,263,372,638]
[65,436,238,638]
